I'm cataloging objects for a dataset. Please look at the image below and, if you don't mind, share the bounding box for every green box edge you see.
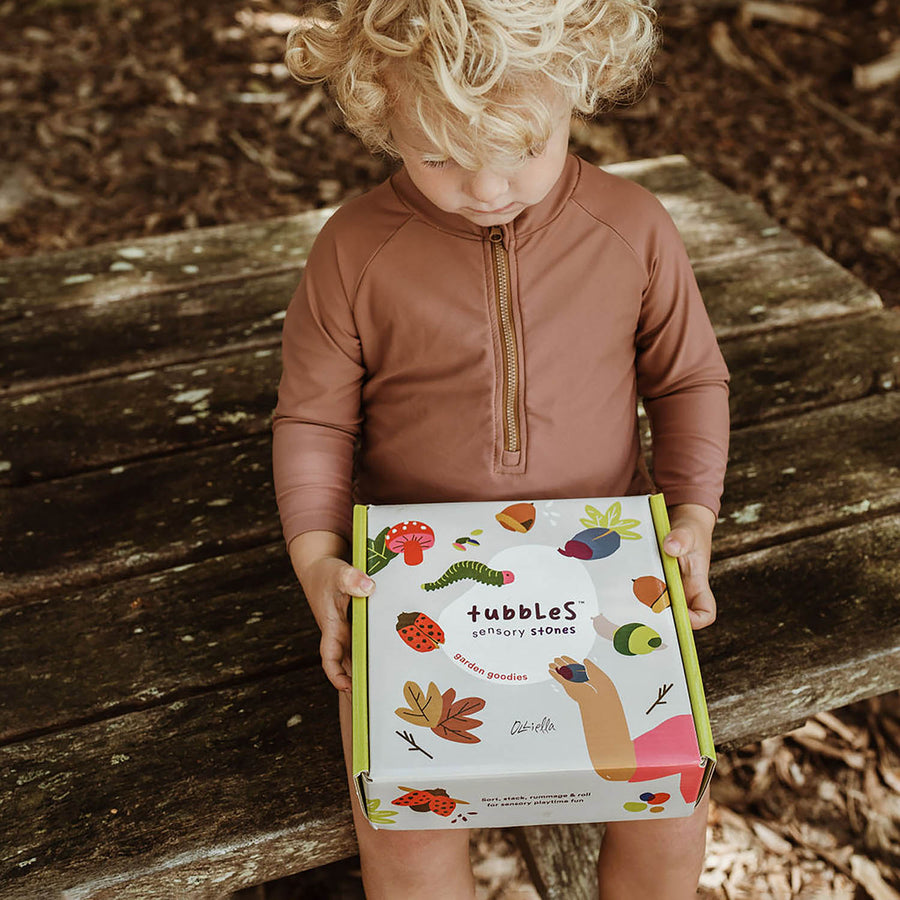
[649,493,717,775]
[351,503,370,782]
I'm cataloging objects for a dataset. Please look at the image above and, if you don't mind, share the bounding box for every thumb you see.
[663,526,693,558]
[338,562,375,597]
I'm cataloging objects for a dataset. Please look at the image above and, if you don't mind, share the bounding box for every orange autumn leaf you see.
[431,687,485,743]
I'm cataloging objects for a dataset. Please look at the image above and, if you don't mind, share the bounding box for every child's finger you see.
[336,562,375,598]
[663,525,693,557]
[319,629,352,692]
[687,585,717,630]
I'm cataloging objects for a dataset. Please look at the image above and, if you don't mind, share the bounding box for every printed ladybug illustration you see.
[392,789,435,810]
[396,612,445,652]
[392,786,467,817]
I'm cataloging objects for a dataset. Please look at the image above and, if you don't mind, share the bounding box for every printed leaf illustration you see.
[367,527,398,575]
[395,681,443,728]
[366,798,399,824]
[431,687,486,744]
[580,502,642,540]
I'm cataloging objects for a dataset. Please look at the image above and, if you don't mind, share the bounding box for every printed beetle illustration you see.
[396,612,445,652]
[392,786,469,817]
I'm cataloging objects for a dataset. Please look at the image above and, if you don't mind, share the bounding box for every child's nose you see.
[467,168,509,205]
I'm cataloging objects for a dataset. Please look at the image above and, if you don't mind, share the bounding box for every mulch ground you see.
[4,0,899,897]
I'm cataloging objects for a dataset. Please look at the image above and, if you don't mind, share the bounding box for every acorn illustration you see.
[592,613,664,656]
[496,502,536,533]
[632,575,671,613]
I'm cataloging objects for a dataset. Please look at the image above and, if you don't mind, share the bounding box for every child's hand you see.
[662,503,717,630]
[288,531,375,692]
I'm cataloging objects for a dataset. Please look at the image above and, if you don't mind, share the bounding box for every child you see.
[273,1,729,897]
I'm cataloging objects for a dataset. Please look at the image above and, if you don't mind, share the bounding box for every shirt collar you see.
[389,153,582,240]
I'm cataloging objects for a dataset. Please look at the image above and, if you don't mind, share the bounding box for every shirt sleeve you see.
[271,229,364,546]
[635,207,730,516]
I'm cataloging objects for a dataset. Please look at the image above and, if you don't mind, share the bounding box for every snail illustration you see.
[592,613,664,656]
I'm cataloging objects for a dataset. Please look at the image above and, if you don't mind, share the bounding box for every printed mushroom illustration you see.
[386,521,435,566]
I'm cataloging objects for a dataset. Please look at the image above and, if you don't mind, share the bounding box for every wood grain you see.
[0,670,355,900]
[0,544,311,742]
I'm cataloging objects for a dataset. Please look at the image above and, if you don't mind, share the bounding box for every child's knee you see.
[356,826,474,895]
[604,797,708,863]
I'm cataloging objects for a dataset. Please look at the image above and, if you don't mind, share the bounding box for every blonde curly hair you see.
[286,0,657,169]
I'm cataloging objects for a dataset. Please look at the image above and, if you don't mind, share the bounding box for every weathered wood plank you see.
[0,209,332,319]
[515,823,604,900]
[703,515,900,751]
[0,436,281,604]
[694,243,882,337]
[611,156,802,257]
[3,244,879,394]
[1,270,296,391]
[724,310,900,424]
[2,348,280,485]
[715,391,900,557]
[0,670,355,900]
[4,311,899,486]
[3,390,899,601]
[0,157,763,319]
[0,544,313,742]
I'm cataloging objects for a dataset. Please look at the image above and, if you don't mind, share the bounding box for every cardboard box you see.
[351,494,715,829]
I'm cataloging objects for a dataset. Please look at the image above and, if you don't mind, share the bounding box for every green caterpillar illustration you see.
[421,561,515,591]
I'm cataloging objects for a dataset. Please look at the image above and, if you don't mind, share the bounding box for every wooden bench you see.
[1,155,898,900]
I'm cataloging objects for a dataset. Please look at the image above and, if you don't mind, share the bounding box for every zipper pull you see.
[488,224,504,246]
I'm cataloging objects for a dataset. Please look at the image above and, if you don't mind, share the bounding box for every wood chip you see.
[751,820,794,855]
[788,730,868,770]
[739,1,823,31]
[854,51,900,92]
[709,21,762,75]
[849,855,900,900]
[816,710,868,749]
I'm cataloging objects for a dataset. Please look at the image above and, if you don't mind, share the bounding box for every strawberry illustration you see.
[396,612,445,652]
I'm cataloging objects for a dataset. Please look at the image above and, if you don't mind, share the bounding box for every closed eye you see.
[421,158,450,169]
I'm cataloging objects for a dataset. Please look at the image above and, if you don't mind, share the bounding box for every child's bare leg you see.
[597,793,708,900]
[338,692,477,899]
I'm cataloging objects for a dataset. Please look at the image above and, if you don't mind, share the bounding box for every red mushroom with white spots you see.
[386,521,435,566]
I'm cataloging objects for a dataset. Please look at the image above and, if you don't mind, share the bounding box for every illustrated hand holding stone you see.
[549,655,614,699]
[549,655,637,781]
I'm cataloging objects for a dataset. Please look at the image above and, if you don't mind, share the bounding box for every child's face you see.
[390,102,572,227]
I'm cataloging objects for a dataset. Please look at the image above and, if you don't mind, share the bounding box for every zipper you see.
[488,225,520,454]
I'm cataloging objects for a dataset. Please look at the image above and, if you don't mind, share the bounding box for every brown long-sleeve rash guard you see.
[273,155,729,547]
